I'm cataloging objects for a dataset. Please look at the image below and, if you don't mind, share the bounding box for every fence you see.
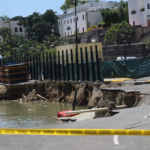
[0,46,104,82]
[103,56,150,79]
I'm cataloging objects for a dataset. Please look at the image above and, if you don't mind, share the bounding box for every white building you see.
[128,0,150,27]
[0,21,26,42]
[57,1,117,37]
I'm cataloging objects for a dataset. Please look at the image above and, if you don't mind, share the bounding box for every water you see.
[0,101,87,128]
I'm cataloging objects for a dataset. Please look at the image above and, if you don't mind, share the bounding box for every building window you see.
[148,4,150,9]
[15,27,18,32]
[131,10,136,14]
[70,18,72,23]
[64,20,66,25]
[82,15,84,20]
[67,19,69,24]
[83,27,84,33]
[19,27,23,32]
[141,8,145,11]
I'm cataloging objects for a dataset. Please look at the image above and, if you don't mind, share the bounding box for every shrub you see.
[97,22,111,28]
[86,25,98,32]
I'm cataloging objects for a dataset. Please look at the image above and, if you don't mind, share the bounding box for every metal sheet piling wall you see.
[0,47,104,82]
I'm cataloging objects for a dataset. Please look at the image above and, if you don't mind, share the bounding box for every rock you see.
[66,83,89,106]
[88,92,103,109]
[115,92,124,105]
[100,84,108,89]
[76,86,89,106]
[88,84,103,109]
[95,98,113,118]
[123,93,140,108]
[105,102,117,117]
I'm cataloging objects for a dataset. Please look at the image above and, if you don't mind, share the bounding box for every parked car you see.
[116,57,137,61]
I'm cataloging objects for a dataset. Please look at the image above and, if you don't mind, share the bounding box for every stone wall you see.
[132,25,150,42]
[62,30,102,44]
[102,43,147,61]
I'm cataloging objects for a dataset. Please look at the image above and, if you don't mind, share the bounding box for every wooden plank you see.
[66,105,127,114]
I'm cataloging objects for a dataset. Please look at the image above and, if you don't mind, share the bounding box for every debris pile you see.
[18,89,47,102]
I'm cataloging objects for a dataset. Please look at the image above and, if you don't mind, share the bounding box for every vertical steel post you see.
[66,50,69,81]
[90,46,94,81]
[70,49,74,80]
[85,47,89,81]
[80,47,84,81]
[57,51,61,81]
[62,50,65,81]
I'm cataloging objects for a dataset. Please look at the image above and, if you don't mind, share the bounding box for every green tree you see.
[101,9,120,24]
[104,21,134,46]
[18,10,58,43]
[0,15,10,21]
[10,16,23,21]
[101,0,128,24]
[0,27,10,38]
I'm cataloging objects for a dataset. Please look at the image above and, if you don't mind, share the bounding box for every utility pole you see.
[75,0,78,52]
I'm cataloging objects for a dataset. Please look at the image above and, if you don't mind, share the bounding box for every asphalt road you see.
[0,105,150,150]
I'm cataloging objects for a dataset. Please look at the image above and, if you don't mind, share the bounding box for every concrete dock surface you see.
[0,105,150,150]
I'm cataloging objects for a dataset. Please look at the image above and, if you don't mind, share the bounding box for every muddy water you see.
[0,101,87,128]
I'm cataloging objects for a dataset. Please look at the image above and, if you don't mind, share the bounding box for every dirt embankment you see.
[0,81,144,118]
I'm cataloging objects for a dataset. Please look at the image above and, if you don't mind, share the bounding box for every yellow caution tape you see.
[0,129,150,136]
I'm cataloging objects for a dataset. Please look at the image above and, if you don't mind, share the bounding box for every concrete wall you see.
[87,11,103,29]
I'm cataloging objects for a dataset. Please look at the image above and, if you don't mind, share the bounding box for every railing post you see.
[62,50,65,81]
[36,54,38,80]
[98,51,104,82]
[80,47,84,81]
[46,53,48,79]
[54,52,57,81]
[70,49,74,81]
[66,50,69,81]
[38,54,41,80]
[90,46,94,81]
[57,51,61,81]
[95,45,99,81]
[85,47,89,81]
[33,55,36,79]
[75,48,79,81]
[49,52,52,80]
[42,53,45,80]
[29,55,33,80]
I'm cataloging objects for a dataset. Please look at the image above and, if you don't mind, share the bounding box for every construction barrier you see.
[0,129,150,136]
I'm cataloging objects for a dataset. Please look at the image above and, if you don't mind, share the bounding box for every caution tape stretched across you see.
[0,129,150,136]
